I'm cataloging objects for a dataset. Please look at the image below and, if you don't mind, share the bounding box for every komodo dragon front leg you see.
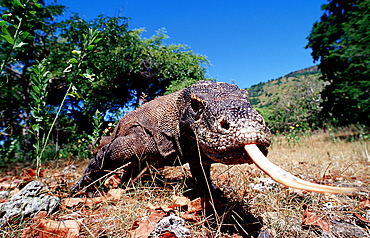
[72,126,159,192]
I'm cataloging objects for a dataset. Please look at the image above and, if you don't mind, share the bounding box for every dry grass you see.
[0,130,369,237]
[211,131,370,237]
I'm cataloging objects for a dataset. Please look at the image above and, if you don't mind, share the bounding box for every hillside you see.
[246,66,325,132]
[247,66,321,107]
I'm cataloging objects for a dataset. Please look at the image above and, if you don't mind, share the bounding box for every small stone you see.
[63,165,77,175]
[151,215,190,238]
[0,181,60,227]
[0,191,10,200]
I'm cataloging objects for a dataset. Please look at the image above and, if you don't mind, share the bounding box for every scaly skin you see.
[72,80,271,193]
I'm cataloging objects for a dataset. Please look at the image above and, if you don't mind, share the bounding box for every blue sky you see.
[49,0,327,89]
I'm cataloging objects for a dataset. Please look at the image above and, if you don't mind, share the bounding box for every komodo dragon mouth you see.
[202,144,268,165]
[244,144,356,194]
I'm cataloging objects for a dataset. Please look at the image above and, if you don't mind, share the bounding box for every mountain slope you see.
[246,66,325,132]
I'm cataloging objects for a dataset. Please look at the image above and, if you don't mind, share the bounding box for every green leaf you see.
[42,84,48,92]
[34,3,43,9]
[2,14,10,21]
[13,0,25,8]
[93,37,103,44]
[19,31,30,41]
[67,91,83,99]
[31,84,41,94]
[31,124,41,133]
[1,32,14,45]
[1,25,8,34]
[87,44,95,51]
[30,91,40,101]
[32,66,40,75]
[3,24,15,36]
[68,58,78,64]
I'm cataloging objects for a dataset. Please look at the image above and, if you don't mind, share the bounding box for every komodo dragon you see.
[72,80,355,194]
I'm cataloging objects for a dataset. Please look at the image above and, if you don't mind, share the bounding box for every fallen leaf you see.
[104,174,121,188]
[129,209,166,238]
[0,177,12,183]
[22,219,80,238]
[147,202,158,210]
[85,196,104,208]
[0,179,22,190]
[63,198,86,207]
[161,205,174,212]
[359,198,370,210]
[52,172,64,177]
[354,213,370,223]
[179,212,201,222]
[23,168,43,178]
[302,205,330,232]
[188,197,216,213]
[48,182,61,191]
[225,234,244,238]
[106,188,123,200]
[188,197,205,213]
[159,231,177,238]
[55,192,69,198]
[216,173,231,181]
[33,211,48,220]
[172,195,190,207]
[161,195,190,212]
[63,189,123,209]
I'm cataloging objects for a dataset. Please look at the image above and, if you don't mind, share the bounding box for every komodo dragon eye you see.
[190,96,204,113]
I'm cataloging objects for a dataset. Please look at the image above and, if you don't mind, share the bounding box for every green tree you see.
[0,0,64,156]
[0,1,209,162]
[45,16,209,131]
[306,0,370,126]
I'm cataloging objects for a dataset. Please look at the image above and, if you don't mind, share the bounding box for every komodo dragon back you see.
[72,80,355,194]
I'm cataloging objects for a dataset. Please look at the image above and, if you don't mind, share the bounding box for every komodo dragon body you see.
[72,80,269,192]
[72,80,355,194]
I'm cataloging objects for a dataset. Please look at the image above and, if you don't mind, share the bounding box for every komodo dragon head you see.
[180,80,355,194]
[180,80,270,165]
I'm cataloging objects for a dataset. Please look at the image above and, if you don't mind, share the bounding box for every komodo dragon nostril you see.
[220,118,230,130]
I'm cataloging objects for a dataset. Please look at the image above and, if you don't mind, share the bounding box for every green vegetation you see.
[0,0,209,165]
[248,65,369,143]
[248,67,324,134]
[306,0,370,126]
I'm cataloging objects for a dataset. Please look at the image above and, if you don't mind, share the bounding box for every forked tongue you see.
[244,144,356,194]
